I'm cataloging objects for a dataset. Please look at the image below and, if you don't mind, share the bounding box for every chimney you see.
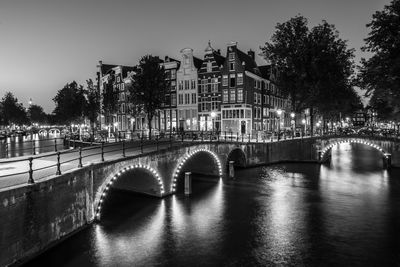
[217,49,221,55]
[165,56,169,62]
[247,50,255,60]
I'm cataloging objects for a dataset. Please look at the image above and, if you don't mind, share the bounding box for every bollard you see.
[122,140,126,157]
[184,172,192,195]
[56,152,61,175]
[28,157,34,184]
[101,143,105,162]
[229,161,235,179]
[54,138,58,152]
[78,147,83,167]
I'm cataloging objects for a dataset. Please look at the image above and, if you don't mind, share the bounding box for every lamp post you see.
[302,119,306,137]
[277,109,282,141]
[290,112,295,137]
[114,122,118,141]
[211,111,216,133]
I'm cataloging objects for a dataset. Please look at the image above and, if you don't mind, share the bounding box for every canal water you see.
[26,143,400,266]
[0,134,64,158]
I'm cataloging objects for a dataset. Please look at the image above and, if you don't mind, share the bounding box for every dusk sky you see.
[0,0,390,113]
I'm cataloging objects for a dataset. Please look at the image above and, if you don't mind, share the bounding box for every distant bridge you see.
[1,134,399,266]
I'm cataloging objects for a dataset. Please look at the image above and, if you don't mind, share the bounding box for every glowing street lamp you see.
[276,109,282,140]
[211,111,216,133]
[290,112,295,137]
[301,118,306,137]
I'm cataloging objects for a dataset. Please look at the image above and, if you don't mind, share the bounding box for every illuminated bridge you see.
[0,134,399,266]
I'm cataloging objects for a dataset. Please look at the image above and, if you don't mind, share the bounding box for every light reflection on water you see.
[26,143,400,266]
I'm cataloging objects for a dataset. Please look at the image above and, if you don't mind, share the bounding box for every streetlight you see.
[301,119,306,137]
[114,122,118,141]
[290,112,295,137]
[276,109,282,141]
[211,111,216,133]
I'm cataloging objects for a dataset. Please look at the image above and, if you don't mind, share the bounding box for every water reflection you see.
[26,142,400,266]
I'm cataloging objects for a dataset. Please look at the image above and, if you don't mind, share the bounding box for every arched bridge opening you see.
[170,148,223,194]
[95,164,165,221]
[227,148,246,171]
[320,139,391,168]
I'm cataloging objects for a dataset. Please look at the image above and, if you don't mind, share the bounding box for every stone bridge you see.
[1,135,400,266]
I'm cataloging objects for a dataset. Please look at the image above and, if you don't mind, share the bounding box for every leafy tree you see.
[84,79,100,137]
[28,104,48,124]
[128,55,168,139]
[102,73,119,126]
[357,0,400,120]
[52,81,86,125]
[0,92,28,125]
[262,16,356,135]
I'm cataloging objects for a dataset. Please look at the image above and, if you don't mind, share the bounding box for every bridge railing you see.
[1,131,398,189]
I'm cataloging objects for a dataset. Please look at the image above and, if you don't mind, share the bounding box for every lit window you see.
[230,89,236,102]
[237,73,243,85]
[223,90,228,103]
[237,89,243,102]
[222,75,228,86]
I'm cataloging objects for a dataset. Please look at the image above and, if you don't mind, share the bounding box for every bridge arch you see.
[95,164,165,220]
[170,148,223,193]
[320,139,388,162]
[49,128,61,134]
[227,147,246,167]
[38,129,48,135]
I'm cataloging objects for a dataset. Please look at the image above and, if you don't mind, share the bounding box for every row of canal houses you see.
[97,41,292,137]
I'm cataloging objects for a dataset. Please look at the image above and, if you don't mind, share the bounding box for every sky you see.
[0,0,391,113]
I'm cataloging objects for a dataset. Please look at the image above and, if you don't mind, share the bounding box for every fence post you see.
[122,140,126,157]
[32,140,35,155]
[28,157,34,184]
[101,143,104,162]
[78,147,83,168]
[54,138,58,152]
[56,152,61,175]
[5,142,8,158]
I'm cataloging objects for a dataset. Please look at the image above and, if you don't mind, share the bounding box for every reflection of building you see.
[176,48,203,131]
[159,56,180,133]
[198,42,225,131]
[97,61,136,134]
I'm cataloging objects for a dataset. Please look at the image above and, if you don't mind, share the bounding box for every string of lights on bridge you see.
[171,148,223,193]
[320,139,387,160]
[95,164,165,220]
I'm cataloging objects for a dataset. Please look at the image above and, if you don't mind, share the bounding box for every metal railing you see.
[0,131,398,190]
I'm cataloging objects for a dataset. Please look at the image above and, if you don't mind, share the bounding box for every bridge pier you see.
[383,153,392,169]
[229,161,235,179]
[184,172,192,195]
